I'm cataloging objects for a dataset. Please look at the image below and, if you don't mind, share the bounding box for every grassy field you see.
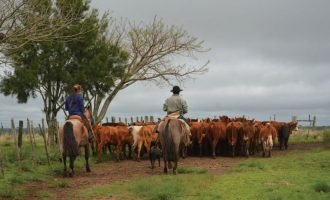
[0,129,329,199]
[76,147,330,200]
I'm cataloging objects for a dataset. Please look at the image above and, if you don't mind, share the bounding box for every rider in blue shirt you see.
[65,84,94,141]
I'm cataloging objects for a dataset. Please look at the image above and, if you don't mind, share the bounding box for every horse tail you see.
[164,119,177,162]
[63,121,79,158]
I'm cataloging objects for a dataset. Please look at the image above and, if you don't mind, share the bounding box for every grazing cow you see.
[226,121,243,157]
[149,141,161,169]
[278,121,298,150]
[259,123,276,157]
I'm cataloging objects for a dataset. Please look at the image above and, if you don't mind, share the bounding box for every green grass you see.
[0,129,330,200]
[77,148,330,200]
[0,134,93,199]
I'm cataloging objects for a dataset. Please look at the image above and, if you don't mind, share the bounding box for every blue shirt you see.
[65,94,84,116]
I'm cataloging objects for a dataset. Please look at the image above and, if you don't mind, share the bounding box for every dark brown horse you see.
[59,108,92,177]
[158,118,186,174]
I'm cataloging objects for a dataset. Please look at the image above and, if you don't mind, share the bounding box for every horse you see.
[59,107,92,177]
[158,118,186,174]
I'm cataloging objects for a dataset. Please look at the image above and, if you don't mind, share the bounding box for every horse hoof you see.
[86,168,91,173]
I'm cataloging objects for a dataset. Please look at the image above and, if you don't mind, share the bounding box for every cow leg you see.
[128,144,132,159]
[158,156,161,167]
[85,145,91,172]
[211,141,217,159]
[137,142,142,162]
[62,152,67,177]
[199,143,203,157]
[98,143,103,161]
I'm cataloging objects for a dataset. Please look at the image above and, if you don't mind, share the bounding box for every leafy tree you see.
[0,0,128,145]
[88,18,209,124]
[0,0,90,63]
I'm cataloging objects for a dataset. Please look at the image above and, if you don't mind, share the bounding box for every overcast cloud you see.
[1,0,330,127]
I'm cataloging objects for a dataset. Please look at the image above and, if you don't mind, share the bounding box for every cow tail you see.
[164,119,176,162]
[63,122,79,158]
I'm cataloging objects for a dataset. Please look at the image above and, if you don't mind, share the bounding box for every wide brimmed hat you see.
[171,86,182,93]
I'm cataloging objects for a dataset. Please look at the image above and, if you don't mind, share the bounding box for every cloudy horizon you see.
[1,0,330,127]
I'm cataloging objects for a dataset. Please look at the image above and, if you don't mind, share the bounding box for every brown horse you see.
[59,107,92,177]
[158,118,186,174]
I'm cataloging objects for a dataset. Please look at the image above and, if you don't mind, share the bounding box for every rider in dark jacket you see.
[65,84,94,141]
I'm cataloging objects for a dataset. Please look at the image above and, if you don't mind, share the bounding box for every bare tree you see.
[90,18,209,124]
[0,0,89,62]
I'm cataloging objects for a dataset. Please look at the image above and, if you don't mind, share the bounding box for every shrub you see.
[323,130,330,143]
[314,181,330,193]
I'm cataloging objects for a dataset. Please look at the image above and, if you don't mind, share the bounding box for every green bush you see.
[314,181,330,193]
[323,130,330,143]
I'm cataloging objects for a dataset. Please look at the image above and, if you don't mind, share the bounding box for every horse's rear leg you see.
[85,145,91,172]
[63,152,67,177]
[163,159,168,174]
[173,161,178,175]
[69,156,75,177]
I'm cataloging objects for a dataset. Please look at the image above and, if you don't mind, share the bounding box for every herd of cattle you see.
[91,116,298,164]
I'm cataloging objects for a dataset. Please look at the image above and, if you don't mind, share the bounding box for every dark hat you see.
[171,86,182,93]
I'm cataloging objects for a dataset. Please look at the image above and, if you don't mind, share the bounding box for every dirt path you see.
[25,142,328,200]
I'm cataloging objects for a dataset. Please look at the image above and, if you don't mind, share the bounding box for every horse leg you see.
[69,156,75,177]
[285,138,288,150]
[163,159,168,174]
[173,161,178,175]
[62,152,67,177]
[85,145,91,172]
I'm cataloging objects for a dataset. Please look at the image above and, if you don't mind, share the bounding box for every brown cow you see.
[226,121,243,157]
[93,125,123,161]
[130,125,157,161]
[259,123,276,157]
[208,118,227,158]
[240,120,255,157]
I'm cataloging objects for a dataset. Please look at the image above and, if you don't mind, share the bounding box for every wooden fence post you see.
[27,118,36,164]
[150,116,154,122]
[39,123,50,166]
[11,119,20,163]
[30,120,36,148]
[18,121,23,148]
[0,122,3,136]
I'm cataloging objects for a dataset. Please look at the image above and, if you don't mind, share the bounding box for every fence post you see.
[145,116,149,122]
[18,121,23,148]
[0,122,3,136]
[11,119,20,163]
[39,123,50,166]
[30,120,36,148]
[150,116,154,122]
[27,118,36,164]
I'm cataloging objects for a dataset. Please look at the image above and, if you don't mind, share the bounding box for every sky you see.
[1,0,330,127]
